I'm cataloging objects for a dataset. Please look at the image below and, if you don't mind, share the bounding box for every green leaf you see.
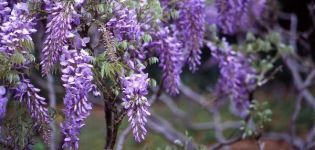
[119,40,128,50]
[149,78,157,87]
[142,34,152,43]
[20,39,35,52]
[10,53,25,65]
[148,57,159,65]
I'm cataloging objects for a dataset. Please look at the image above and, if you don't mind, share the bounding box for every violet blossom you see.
[155,27,184,95]
[14,79,51,141]
[177,0,205,72]
[208,39,256,117]
[121,73,150,142]
[0,0,10,24]
[106,1,140,42]
[60,47,94,150]
[0,3,36,55]
[0,86,8,122]
[40,2,77,75]
[215,0,265,34]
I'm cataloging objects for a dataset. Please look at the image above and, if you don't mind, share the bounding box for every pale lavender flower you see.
[60,47,94,150]
[208,39,256,117]
[177,0,205,72]
[14,79,51,141]
[215,0,266,34]
[0,86,8,121]
[121,73,150,142]
[154,27,184,95]
[40,2,77,75]
[0,3,36,55]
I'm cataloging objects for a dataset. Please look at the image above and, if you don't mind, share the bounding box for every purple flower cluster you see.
[177,0,205,72]
[14,79,51,141]
[121,73,150,142]
[0,3,36,55]
[0,0,10,24]
[155,27,184,95]
[0,86,8,121]
[60,47,94,150]
[106,1,140,42]
[215,0,265,34]
[105,1,152,142]
[208,39,256,117]
[41,2,77,75]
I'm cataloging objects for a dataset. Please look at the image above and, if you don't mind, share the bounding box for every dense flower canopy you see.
[0,0,271,149]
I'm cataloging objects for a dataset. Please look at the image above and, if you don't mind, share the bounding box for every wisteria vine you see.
[0,0,275,149]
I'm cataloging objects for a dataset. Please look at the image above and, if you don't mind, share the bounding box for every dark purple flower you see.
[40,2,77,75]
[14,79,51,141]
[121,73,150,142]
[60,47,94,150]
[177,0,205,72]
[215,0,266,34]
[208,39,256,117]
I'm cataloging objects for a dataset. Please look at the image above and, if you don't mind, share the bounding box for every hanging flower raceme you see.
[106,1,140,42]
[154,27,183,95]
[14,79,51,142]
[60,47,94,150]
[177,0,205,72]
[40,2,77,75]
[215,0,265,34]
[0,86,8,122]
[121,73,150,142]
[208,39,256,117]
[0,3,36,55]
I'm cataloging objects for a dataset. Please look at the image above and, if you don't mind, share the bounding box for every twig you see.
[115,126,131,150]
[160,93,241,131]
[147,113,198,149]
[179,83,214,113]
[283,57,315,109]
[209,136,242,150]
[47,74,56,150]
[290,94,303,144]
